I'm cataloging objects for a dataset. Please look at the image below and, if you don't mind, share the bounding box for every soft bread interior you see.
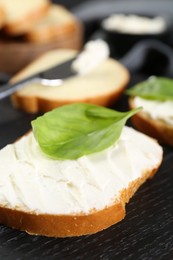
[11,49,130,113]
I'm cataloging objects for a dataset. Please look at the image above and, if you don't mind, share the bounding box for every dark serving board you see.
[1,0,173,259]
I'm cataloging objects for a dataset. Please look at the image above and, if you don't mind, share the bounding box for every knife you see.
[0,57,76,99]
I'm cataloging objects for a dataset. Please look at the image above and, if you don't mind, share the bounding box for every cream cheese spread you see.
[102,14,166,34]
[71,39,110,75]
[133,97,173,125]
[0,126,162,215]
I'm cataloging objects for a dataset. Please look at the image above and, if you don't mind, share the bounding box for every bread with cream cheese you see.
[11,49,129,113]
[129,97,173,146]
[0,0,50,35]
[0,126,163,237]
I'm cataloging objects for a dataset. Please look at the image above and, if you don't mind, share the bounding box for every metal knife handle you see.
[0,75,39,99]
[0,57,77,99]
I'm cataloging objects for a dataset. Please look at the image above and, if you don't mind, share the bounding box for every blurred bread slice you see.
[11,49,130,113]
[129,97,173,146]
[0,5,83,75]
[0,0,50,35]
[25,4,81,43]
[0,5,5,28]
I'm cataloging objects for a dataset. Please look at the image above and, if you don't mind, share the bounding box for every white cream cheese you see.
[0,127,162,215]
[102,14,166,34]
[133,96,173,125]
[71,39,110,75]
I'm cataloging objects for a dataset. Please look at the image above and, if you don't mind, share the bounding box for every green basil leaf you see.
[31,103,141,160]
[126,76,173,101]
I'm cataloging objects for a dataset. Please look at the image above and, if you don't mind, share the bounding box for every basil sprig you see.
[126,76,173,101]
[31,103,141,160]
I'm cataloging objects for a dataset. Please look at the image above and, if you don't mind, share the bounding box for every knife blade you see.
[0,57,77,99]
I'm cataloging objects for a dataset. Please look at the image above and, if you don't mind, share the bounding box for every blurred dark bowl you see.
[101,13,172,57]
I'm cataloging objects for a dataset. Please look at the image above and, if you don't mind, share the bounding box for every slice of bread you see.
[129,97,173,146]
[11,49,130,113]
[0,126,163,237]
[0,2,83,74]
[25,4,81,43]
[0,5,5,28]
[0,0,50,35]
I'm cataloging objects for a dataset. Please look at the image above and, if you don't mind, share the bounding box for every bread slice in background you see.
[11,49,130,113]
[25,4,81,43]
[0,0,50,35]
[129,97,173,146]
[0,3,83,75]
[0,5,5,28]
[0,126,163,237]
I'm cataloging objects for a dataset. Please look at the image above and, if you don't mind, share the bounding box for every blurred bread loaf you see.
[0,2,83,74]
[0,0,50,35]
[25,4,80,43]
[11,49,130,113]
[0,5,5,28]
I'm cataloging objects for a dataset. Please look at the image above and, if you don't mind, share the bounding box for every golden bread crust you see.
[11,79,127,113]
[25,5,81,43]
[3,2,50,35]
[129,97,173,146]
[0,6,5,28]
[26,21,78,43]
[0,166,159,237]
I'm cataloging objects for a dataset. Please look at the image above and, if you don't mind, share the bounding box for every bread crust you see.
[0,166,159,237]
[26,21,77,43]
[12,80,127,113]
[25,5,81,43]
[0,6,5,28]
[3,2,50,35]
[129,97,173,146]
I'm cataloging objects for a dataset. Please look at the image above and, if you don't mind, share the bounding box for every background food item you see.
[71,39,110,75]
[129,97,173,146]
[0,5,5,28]
[0,124,163,237]
[128,77,173,146]
[25,4,80,43]
[102,13,170,57]
[102,14,167,34]
[0,2,83,74]
[11,49,129,113]
[0,0,50,35]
